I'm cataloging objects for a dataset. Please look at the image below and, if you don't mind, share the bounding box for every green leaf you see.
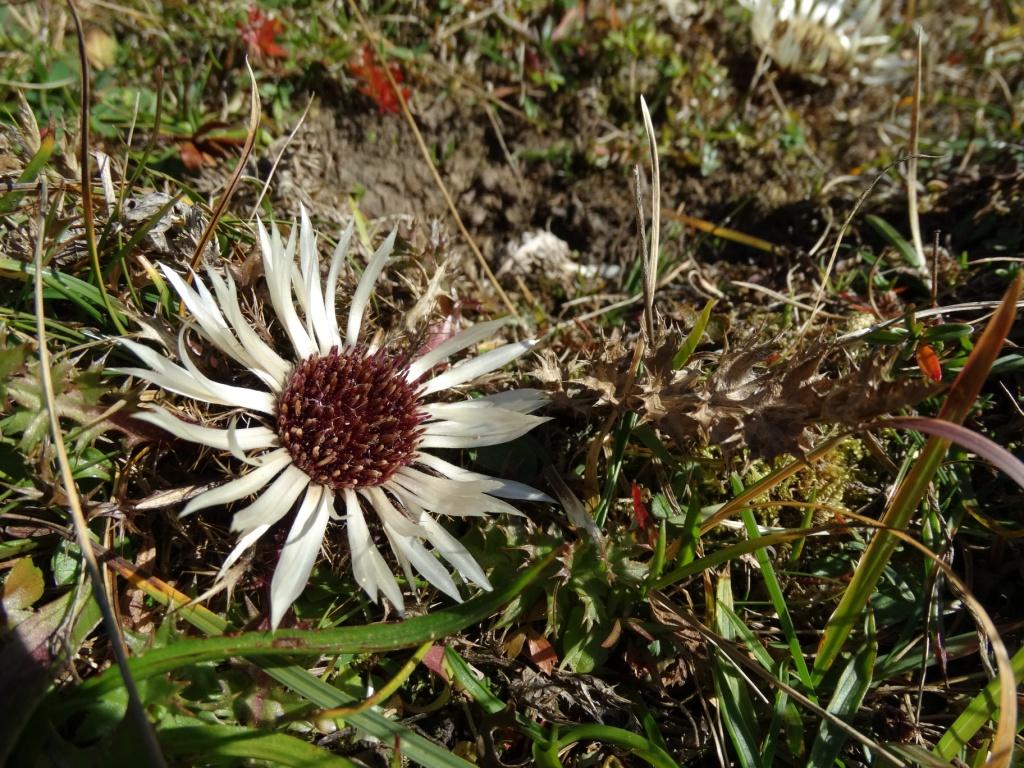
[2,557,44,612]
[46,549,558,768]
[0,133,55,215]
[550,724,682,768]
[0,257,114,321]
[739,501,815,696]
[0,340,29,396]
[814,274,1022,681]
[864,328,910,344]
[922,323,973,342]
[51,541,83,586]
[866,214,924,271]
[1,588,102,765]
[807,613,876,766]
[712,567,764,768]
[444,646,506,715]
[59,550,556,705]
[159,725,357,767]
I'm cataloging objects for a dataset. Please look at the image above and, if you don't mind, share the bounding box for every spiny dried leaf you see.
[542,327,938,461]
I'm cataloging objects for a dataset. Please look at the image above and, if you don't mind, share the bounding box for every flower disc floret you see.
[276,346,423,489]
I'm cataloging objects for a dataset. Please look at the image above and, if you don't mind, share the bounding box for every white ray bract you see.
[407,318,512,382]
[346,228,397,347]
[135,408,277,451]
[182,448,292,516]
[413,452,553,502]
[383,521,462,603]
[361,486,426,538]
[346,489,404,610]
[322,222,354,352]
[424,402,547,431]
[258,218,316,359]
[204,267,289,389]
[175,329,277,415]
[230,464,310,531]
[270,484,331,629]
[389,466,523,518]
[419,411,549,449]
[219,523,272,577]
[419,340,536,396]
[298,208,329,344]
[158,267,252,367]
[419,513,491,590]
[471,388,549,414]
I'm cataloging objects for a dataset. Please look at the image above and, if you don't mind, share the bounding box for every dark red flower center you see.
[276,346,423,489]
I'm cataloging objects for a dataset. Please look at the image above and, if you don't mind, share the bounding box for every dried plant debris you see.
[539,327,938,460]
[497,230,621,283]
[117,192,212,261]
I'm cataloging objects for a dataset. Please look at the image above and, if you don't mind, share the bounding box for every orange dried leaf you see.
[179,141,216,171]
[525,629,558,674]
[915,342,942,382]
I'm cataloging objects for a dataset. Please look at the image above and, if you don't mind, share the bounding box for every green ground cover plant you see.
[1,1,1022,766]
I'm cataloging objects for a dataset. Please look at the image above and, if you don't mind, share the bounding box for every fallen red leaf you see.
[238,5,288,60]
[421,644,448,681]
[348,45,410,114]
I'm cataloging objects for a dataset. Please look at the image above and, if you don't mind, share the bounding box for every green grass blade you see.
[813,274,1022,681]
[655,525,834,590]
[253,659,477,768]
[444,645,506,715]
[866,214,924,271]
[715,602,775,670]
[714,601,801,765]
[712,566,765,768]
[807,613,876,767]
[55,549,558,705]
[933,644,1024,762]
[740,505,815,696]
[41,551,554,767]
[550,724,682,768]
[594,410,639,528]
[0,133,54,215]
[158,725,358,767]
[0,256,115,320]
[673,298,715,369]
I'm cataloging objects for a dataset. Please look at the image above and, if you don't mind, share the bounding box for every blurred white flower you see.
[744,0,888,75]
[120,209,549,628]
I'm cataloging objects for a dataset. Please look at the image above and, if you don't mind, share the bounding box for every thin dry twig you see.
[67,0,126,334]
[907,28,929,286]
[248,95,315,221]
[346,0,523,326]
[188,59,261,272]
[33,177,167,768]
[639,95,660,342]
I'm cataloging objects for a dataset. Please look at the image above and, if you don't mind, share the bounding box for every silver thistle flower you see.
[120,209,549,628]
[745,0,888,75]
